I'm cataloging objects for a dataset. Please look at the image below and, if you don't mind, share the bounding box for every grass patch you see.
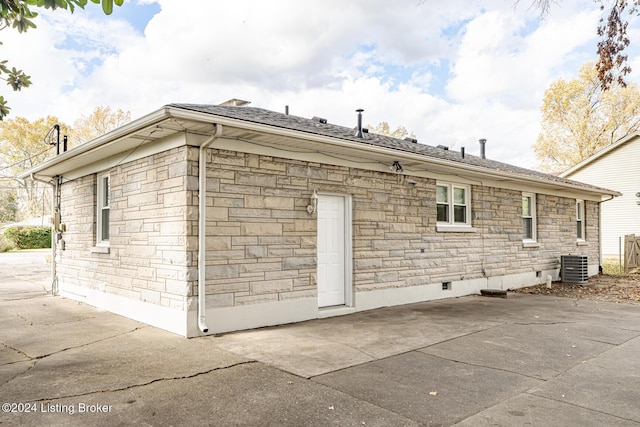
[602,257,624,275]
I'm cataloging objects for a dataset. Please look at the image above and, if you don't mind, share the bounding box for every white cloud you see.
[0,0,636,169]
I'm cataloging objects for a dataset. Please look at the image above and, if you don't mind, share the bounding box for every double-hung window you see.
[96,172,110,246]
[522,193,536,243]
[576,200,585,241]
[436,182,471,229]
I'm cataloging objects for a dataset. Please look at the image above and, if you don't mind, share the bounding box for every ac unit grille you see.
[561,255,588,284]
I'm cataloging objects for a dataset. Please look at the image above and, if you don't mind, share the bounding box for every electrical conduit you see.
[30,174,58,295]
[197,124,223,333]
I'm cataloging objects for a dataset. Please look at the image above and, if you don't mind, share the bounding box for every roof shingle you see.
[168,103,613,194]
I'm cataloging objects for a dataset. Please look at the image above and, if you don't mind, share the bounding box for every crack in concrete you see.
[582,336,632,346]
[41,316,100,327]
[0,361,36,387]
[0,326,149,390]
[423,352,548,383]
[31,326,148,361]
[0,325,147,368]
[524,392,640,424]
[319,338,378,360]
[14,312,30,323]
[512,321,575,326]
[0,293,47,301]
[26,360,258,403]
[0,340,33,360]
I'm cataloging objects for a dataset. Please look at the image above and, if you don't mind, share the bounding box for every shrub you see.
[0,234,13,252]
[3,226,51,250]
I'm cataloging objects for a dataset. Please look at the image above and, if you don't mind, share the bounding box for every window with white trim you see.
[436,183,471,227]
[522,193,536,242]
[96,172,110,245]
[576,200,585,241]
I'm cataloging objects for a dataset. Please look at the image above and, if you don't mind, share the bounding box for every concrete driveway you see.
[1,250,639,426]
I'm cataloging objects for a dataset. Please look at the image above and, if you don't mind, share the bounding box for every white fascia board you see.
[20,105,620,201]
[18,107,173,179]
[168,108,619,200]
[561,133,640,178]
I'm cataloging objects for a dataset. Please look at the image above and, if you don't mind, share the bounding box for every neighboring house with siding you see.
[20,102,618,337]
[561,133,639,257]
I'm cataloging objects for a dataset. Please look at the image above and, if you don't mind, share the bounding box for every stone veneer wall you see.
[57,146,196,311]
[56,144,599,315]
[201,148,599,308]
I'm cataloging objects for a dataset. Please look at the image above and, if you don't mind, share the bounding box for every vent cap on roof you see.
[220,98,251,107]
[404,137,418,143]
[312,116,328,124]
[436,145,449,151]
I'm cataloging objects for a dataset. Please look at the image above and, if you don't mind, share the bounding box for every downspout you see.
[599,194,615,274]
[197,124,223,334]
[30,173,58,295]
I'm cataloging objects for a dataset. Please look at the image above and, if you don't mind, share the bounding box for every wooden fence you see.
[624,234,640,274]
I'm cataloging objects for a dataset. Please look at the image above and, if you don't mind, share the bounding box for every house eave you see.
[17,107,177,180]
[19,105,620,201]
[561,133,640,178]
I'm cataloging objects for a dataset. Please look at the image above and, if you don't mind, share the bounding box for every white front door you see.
[317,195,346,307]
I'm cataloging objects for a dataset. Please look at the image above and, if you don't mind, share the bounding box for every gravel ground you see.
[513,274,640,305]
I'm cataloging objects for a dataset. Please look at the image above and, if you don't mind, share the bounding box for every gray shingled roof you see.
[167,103,614,193]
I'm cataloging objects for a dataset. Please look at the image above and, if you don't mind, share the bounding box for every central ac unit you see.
[561,255,588,284]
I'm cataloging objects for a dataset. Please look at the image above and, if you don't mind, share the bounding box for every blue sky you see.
[3,0,640,169]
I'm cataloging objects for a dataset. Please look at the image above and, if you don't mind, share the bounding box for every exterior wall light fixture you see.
[307,190,319,214]
[390,161,403,173]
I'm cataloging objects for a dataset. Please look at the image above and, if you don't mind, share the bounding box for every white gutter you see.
[29,173,58,295]
[164,108,620,200]
[197,124,223,334]
[18,105,619,200]
[17,108,172,180]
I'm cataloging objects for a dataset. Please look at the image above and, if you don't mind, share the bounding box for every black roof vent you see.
[355,109,364,138]
[404,137,418,143]
[437,145,449,151]
[312,116,328,124]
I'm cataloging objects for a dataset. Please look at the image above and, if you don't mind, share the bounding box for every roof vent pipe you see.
[479,138,486,159]
[461,146,465,159]
[285,105,289,115]
[355,109,364,138]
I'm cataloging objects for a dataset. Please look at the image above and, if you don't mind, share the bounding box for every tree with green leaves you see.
[534,61,640,172]
[0,0,123,119]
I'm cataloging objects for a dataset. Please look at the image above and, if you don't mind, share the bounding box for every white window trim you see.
[576,199,586,243]
[522,192,537,244]
[436,182,472,230]
[95,172,110,248]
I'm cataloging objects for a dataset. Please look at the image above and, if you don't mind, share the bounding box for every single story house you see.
[20,102,619,337]
[561,133,640,257]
